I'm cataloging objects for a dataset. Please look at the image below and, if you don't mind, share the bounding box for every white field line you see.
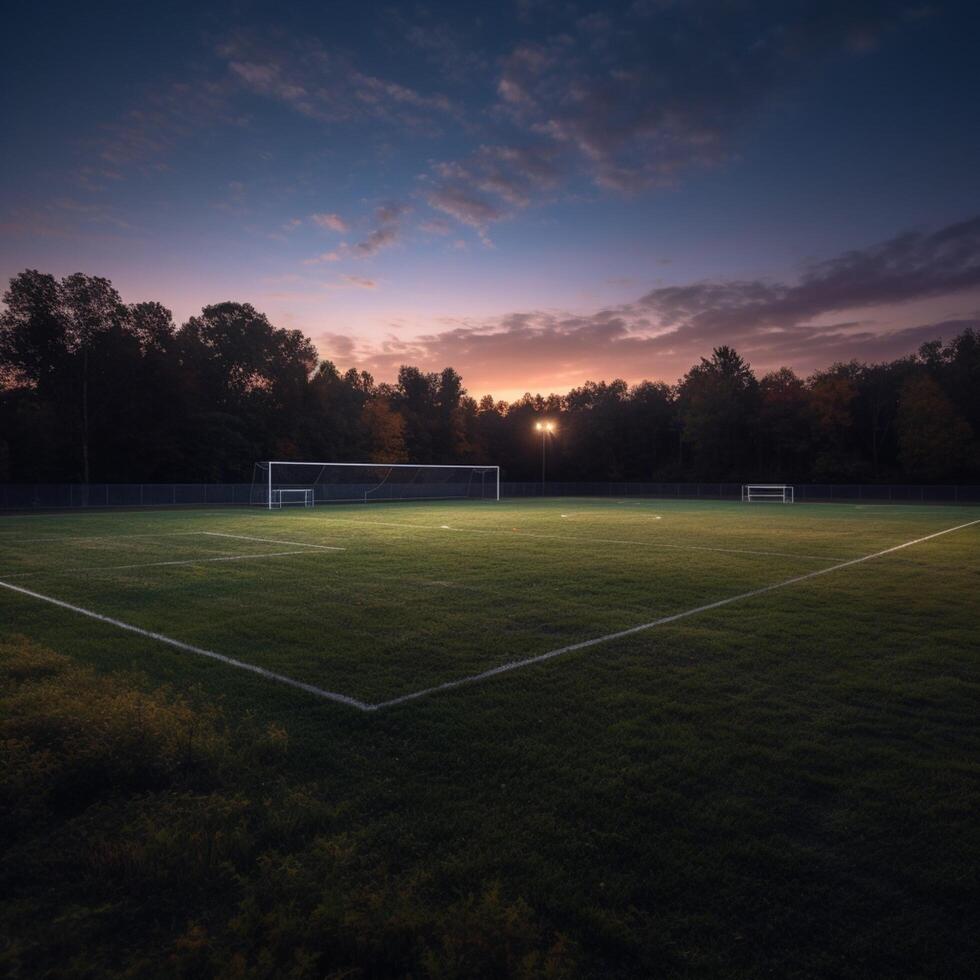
[0,551,311,581]
[370,518,980,710]
[563,512,661,520]
[0,578,371,710]
[2,518,976,713]
[200,531,345,551]
[307,516,847,563]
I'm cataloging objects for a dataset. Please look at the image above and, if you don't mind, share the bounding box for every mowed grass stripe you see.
[284,513,851,562]
[0,550,313,580]
[2,515,975,710]
[371,517,980,708]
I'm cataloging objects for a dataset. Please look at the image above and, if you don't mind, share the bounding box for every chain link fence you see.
[2,481,979,510]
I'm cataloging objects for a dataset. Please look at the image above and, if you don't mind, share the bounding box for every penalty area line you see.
[0,577,372,711]
[200,531,346,551]
[372,517,980,710]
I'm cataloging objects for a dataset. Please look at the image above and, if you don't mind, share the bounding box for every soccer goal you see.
[742,484,795,503]
[271,488,314,508]
[251,461,501,509]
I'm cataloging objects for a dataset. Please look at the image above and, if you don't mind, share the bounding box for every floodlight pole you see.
[535,421,554,494]
[541,428,547,489]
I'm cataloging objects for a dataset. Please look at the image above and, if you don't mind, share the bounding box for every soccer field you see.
[1,497,978,708]
[3,497,980,977]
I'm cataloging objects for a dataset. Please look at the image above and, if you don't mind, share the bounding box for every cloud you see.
[340,274,377,289]
[353,201,409,257]
[302,201,409,263]
[426,186,504,244]
[492,2,915,193]
[376,201,409,224]
[421,142,562,241]
[393,12,489,81]
[303,250,344,265]
[326,215,980,393]
[96,78,239,173]
[84,25,461,180]
[311,212,348,233]
[354,226,400,257]
[218,31,458,131]
[419,3,913,236]
[435,142,561,202]
[419,218,452,235]
[314,332,358,359]
[635,215,980,343]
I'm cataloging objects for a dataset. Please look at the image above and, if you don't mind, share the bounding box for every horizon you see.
[2,1,979,401]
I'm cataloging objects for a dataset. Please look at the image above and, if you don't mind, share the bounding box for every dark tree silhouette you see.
[2,270,979,486]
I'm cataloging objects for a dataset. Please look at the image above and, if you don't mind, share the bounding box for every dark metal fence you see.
[0,483,255,510]
[1,481,979,510]
[501,482,980,503]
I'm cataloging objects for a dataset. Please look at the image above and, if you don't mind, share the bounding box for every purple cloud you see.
[329,215,980,393]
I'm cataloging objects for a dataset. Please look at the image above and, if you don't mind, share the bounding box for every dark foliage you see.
[2,270,978,483]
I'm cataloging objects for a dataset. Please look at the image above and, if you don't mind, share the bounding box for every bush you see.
[0,637,575,979]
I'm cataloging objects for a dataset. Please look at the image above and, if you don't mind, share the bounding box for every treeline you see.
[1,269,978,484]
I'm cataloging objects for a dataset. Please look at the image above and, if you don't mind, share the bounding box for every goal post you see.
[742,484,794,503]
[252,461,501,509]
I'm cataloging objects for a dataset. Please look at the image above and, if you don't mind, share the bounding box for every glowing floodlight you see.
[535,420,556,487]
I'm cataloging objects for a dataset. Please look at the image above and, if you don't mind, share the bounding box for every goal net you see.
[742,484,794,503]
[251,461,501,509]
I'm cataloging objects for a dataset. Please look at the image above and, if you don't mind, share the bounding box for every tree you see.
[897,375,974,480]
[677,346,758,478]
[180,302,317,413]
[179,303,318,474]
[362,399,408,462]
[807,365,862,480]
[4,265,980,487]
[758,368,809,478]
[0,271,129,482]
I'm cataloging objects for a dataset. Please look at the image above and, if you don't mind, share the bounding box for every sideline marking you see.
[2,519,976,712]
[0,578,371,710]
[1,551,311,580]
[201,531,345,551]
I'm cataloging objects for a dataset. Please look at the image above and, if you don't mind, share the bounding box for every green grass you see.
[2,498,979,977]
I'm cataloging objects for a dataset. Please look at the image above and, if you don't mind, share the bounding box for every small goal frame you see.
[742,484,794,504]
[271,488,315,509]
